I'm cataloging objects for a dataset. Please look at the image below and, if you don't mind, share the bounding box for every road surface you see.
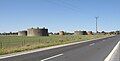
[0,35,120,61]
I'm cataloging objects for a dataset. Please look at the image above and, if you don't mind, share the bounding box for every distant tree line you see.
[0,32,18,35]
[0,30,120,36]
[108,31,120,35]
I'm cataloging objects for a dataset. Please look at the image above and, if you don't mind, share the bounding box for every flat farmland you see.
[0,35,111,55]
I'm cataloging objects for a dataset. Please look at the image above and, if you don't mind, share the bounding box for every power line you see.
[44,0,81,13]
[58,0,81,10]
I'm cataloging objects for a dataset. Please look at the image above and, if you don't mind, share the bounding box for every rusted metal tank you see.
[27,27,49,36]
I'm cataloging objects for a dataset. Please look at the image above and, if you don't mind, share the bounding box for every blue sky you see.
[0,0,120,33]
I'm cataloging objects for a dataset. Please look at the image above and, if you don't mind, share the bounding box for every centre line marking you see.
[89,43,95,46]
[103,40,106,41]
[41,53,63,61]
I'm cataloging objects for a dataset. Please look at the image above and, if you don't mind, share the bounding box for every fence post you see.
[22,40,23,46]
[22,40,25,46]
[39,39,41,43]
[24,40,25,45]
[0,42,2,49]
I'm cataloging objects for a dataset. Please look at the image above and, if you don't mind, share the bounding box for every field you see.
[0,35,111,55]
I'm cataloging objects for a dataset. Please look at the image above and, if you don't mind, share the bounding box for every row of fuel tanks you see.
[18,27,49,36]
[74,31,93,35]
[18,27,93,36]
[58,31,93,35]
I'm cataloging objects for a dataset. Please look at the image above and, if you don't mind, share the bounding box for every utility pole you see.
[95,16,99,33]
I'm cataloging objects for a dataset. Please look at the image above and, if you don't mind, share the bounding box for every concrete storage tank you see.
[27,27,49,36]
[82,31,87,35]
[27,28,40,36]
[18,31,27,36]
[87,31,93,35]
[74,31,81,35]
[74,31,87,35]
[40,27,49,36]
[59,31,65,35]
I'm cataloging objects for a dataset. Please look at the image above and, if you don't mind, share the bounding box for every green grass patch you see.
[0,35,111,55]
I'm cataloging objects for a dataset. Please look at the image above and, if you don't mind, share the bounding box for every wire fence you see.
[0,35,84,49]
[0,35,109,55]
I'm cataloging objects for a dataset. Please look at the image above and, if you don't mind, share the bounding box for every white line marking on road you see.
[103,40,106,41]
[104,41,120,61]
[89,43,95,46]
[41,53,63,61]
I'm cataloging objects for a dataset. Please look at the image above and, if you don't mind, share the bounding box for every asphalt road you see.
[0,35,120,61]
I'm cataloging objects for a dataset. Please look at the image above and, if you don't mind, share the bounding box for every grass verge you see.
[0,35,112,55]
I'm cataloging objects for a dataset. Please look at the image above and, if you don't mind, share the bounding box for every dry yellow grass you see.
[0,35,111,55]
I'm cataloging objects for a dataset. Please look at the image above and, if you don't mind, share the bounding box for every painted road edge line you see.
[104,41,120,61]
[0,36,112,59]
[41,53,63,61]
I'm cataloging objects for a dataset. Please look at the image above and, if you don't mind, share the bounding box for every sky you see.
[0,0,120,33]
